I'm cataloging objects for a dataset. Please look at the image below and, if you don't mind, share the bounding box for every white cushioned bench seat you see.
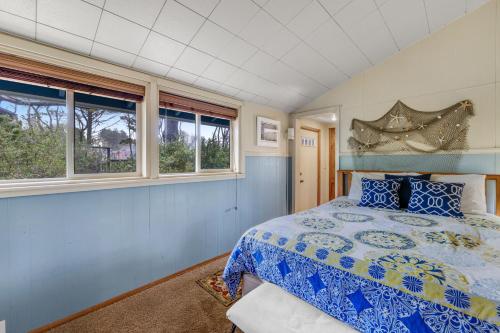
[227,282,359,333]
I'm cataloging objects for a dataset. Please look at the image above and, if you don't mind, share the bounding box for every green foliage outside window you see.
[0,115,66,179]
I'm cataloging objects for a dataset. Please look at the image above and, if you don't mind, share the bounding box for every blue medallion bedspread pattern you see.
[223,197,500,333]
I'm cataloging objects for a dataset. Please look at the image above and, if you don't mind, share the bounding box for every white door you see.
[296,128,319,212]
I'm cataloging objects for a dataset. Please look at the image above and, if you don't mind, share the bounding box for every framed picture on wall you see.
[257,116,280,147]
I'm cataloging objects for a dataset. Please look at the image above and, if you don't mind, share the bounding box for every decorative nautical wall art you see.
[348,100,474,154]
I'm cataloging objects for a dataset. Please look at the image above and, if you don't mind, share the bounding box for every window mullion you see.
[196,113,201,173]
[66,90,75,178]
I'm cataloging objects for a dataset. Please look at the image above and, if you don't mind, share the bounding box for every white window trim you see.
[0,81,243,198]
[0,172,246,199]
[157,96,238,177]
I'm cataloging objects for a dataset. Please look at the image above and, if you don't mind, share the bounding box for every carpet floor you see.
[48,256,240,333]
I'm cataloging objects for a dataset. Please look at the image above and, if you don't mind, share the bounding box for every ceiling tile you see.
[166,67,198,84]
[217,84,240,96]
[239,10,281,49]
[253,0,270,6]
[190,21,234,56]
[104,0,165,28]
[194,77,222,91]
[91,42,136,67]
[153,0,205,44]
[36,24,93,54]
[235,90,256,101]
[209,0,259,33]
[140,31,186,65]
[240,11,299,59]
[424,0,466,33]
[83,0,105,7]
[250,95,270,105]
[340,9,397,64]
[334,0,377,29]
[174,47,214,75]
[262,25,300,59]
[133,57,171,76]
[466,0,489,12]
[264,0,311,25]
[95,12,149,53]
[217,36,257,67]
[0,11,35,38]
[241,51,277,76]
[379,0,428,49]
[176,0,219,17]
[37,0,101,39]
[0,0,36,20]
[287,0,330,39]
[245,77,281,97]
[317,0,352,16]
[225,71,278,98]
[267,61,327,97]
[307,20,370,76]
[202,59,238,82]
[375,0,390,6]
[282,43,347,88]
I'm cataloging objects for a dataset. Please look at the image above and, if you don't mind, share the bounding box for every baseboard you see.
[30,252,230,333]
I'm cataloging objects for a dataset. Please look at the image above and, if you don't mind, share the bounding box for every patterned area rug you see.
[196,270,242,306]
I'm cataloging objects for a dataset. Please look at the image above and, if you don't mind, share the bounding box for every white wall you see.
[300,0,499,162]
[240,102,289,157]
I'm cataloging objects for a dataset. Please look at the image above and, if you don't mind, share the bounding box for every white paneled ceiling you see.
[0,0,490,112]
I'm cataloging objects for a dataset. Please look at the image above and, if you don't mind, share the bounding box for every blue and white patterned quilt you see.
[223,197,500,332]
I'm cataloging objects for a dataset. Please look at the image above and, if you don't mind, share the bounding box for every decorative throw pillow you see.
[385,174,431,209]
[408,179,465,217]
[358,178,402,210]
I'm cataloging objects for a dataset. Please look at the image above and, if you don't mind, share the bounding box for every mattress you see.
[223,197,500,332]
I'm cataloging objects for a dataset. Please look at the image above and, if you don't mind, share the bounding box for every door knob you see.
[300,180,304,183]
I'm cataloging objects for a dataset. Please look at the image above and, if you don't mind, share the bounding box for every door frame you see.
[299,126,321,206]
[329,128,336,200]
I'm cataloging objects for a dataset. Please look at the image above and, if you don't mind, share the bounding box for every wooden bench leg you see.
[230,323,237,333]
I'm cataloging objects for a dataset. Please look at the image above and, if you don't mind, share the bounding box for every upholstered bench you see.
[227,282,358,333]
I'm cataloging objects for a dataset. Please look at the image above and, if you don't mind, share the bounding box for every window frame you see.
[157,107,234,177]
[0,51,243,199]
[0,80,143,183]
[68,90,142,179]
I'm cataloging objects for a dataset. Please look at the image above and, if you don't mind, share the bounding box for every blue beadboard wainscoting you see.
[0,156,291,333]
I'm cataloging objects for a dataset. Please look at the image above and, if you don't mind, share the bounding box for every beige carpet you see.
[49,256,240,333]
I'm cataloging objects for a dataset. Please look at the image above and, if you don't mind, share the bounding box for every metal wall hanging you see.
[348,100,474,154]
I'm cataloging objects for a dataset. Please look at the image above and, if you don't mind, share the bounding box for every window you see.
[0,79,67,180]
[0,78,140,181]
[158,92,237,175]
[0,52,241,196]
[158,110,232,174]
[74,93,137,174]
[200,116,230,170]
[159,109,196,174]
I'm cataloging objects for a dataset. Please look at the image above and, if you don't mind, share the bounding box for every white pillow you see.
[348,172,384,200]
[431,174,487,214]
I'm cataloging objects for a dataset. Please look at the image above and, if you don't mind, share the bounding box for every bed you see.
[223,170,500,333]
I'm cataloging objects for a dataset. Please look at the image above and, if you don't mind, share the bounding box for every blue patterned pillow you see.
[358,178,402,210]
[385,174,432,209]
[408,179,465,217]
